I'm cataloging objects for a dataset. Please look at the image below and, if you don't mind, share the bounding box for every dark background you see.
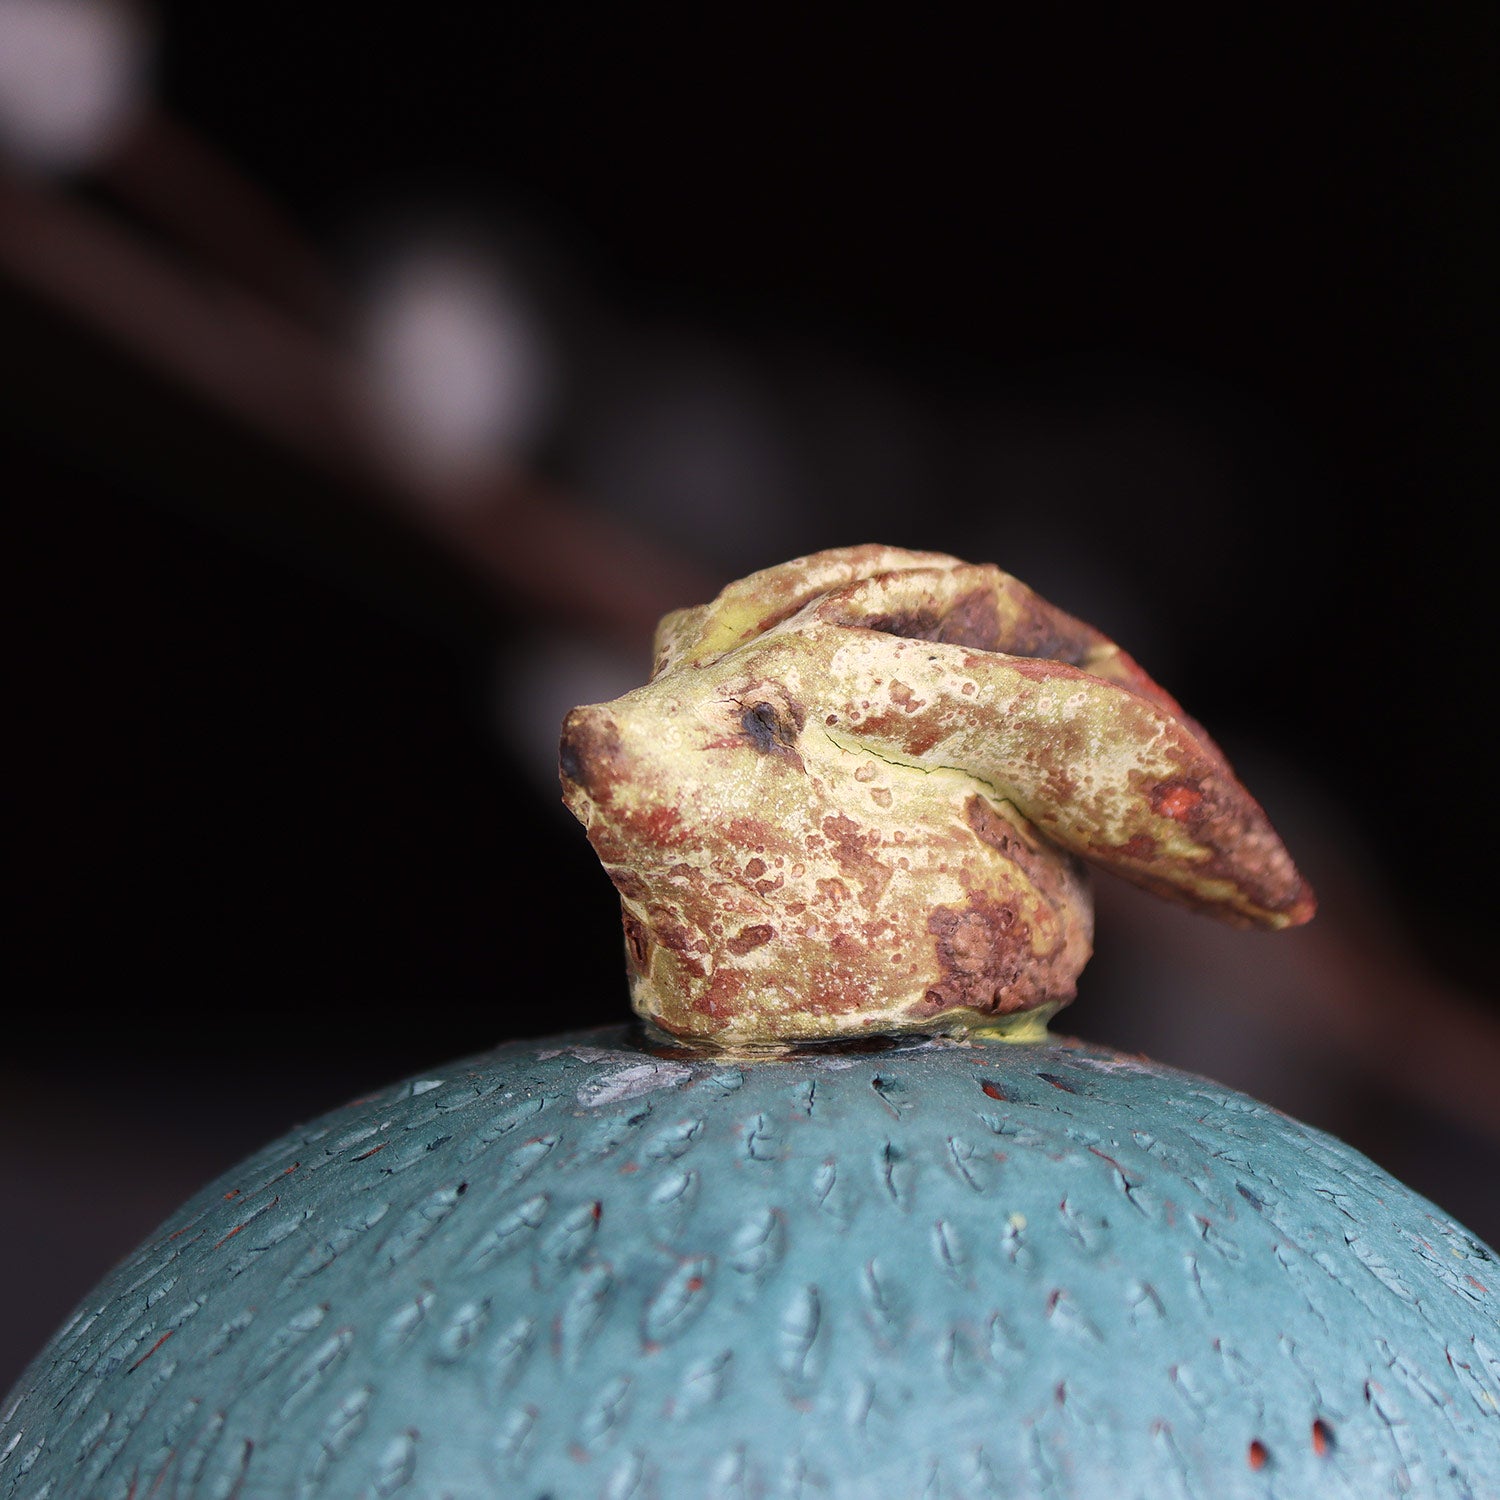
[5,8,1497,1388]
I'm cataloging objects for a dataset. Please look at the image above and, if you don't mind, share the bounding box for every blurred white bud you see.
[0,0,151,174]
[361,239,553,492]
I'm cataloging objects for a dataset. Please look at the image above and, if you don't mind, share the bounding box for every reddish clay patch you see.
[726,923,776,956]
[558,708,623,797]
[1151,780,1203,820]
[963,795,1080,908]
[649,909,707,977]
[611,869,652,902]
[821,813,894,909]
[936,587,1004,649]
[859,585,1004,652]
[691,965,747,1020]
[923,892,1029,1013]
[888,680,926,713]
[623,913,651,973]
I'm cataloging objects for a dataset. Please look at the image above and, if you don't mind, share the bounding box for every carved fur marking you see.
[560,545,1314,1046]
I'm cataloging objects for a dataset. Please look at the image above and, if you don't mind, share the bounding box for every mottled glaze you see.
[561,546,1313,1047]
[5,1030,1496,1499]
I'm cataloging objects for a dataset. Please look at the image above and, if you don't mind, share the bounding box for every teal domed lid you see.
[3,1029,1496,1497]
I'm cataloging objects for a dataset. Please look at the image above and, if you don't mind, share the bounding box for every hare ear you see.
[655,545,964,675]
[820,626,1313,931]
[814,561,1208,728]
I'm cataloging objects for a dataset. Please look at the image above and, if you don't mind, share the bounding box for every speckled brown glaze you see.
[561,546,1314,1047]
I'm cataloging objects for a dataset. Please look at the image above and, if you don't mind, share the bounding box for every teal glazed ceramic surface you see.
[4,1029,1498,1498]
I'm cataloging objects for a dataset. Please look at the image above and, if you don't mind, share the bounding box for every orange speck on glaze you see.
[127,1329,175,1373]
[1153,782,1202,820]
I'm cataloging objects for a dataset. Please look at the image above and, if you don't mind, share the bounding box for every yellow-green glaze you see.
[561,546,1313,1048]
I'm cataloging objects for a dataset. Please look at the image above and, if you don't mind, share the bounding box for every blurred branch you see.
[101,102,343,331]
[1097,873,1500,1151]
[0,162,714,652]
[1282,869,1500,1148]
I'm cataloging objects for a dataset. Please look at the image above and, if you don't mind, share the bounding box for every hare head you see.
[560,545,1313,1048]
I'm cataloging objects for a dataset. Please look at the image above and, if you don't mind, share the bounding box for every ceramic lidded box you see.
[3,547,1497,1499]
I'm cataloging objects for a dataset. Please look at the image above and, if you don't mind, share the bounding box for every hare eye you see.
[742,701,789,753]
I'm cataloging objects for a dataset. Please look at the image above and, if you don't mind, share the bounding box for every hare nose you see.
[559,706,623,798]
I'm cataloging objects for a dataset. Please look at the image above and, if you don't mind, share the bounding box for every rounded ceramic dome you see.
[3,1029,1497,1498]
